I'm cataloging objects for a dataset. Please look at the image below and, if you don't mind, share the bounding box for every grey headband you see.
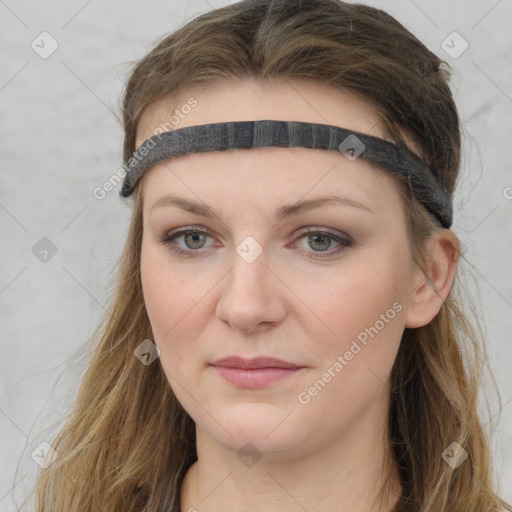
[120,120,453,228]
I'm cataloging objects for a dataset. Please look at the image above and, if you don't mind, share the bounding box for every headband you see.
[119,120,452,228]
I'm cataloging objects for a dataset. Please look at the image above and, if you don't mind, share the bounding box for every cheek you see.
[140,242,197,352]
[302,251,408,382]
[140,240,222,381]
[293,263,406,430]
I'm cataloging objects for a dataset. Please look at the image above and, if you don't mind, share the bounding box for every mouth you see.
[209,356,306,388]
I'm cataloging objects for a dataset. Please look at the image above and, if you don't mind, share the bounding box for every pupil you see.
[185,232,206,249]
[310,234,330,251]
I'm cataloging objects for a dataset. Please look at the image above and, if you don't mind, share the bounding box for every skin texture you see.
[137,77,460,512]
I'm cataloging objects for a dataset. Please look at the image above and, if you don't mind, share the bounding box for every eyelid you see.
[291,225,353,243]
[287,226,353,257]
[159,225,216,248]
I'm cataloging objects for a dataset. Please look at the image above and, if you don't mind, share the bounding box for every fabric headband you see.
[119,120,453,228]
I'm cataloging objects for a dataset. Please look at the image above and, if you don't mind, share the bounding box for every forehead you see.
[135,76,388,149]
[140,148,404,229]
[136,77,406,220]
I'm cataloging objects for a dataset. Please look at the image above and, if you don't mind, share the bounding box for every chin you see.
[200,402,313,457]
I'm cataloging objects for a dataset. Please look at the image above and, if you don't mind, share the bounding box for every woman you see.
[30,0,511,511]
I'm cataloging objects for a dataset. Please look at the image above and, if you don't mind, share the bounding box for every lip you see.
[209,357,306,388]
[210,356,304,369]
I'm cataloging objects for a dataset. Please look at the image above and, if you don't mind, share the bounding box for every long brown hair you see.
[29,1,511,510]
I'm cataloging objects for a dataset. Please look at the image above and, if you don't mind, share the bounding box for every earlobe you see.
[404,230,460,329]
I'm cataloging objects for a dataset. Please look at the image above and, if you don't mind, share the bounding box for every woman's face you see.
[138,77,423,458]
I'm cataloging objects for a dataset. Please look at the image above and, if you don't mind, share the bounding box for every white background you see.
[0,0,511,509]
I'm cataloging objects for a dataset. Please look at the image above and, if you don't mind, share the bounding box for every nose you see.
[215,243,287,334]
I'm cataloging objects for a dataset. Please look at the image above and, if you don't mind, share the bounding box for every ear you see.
[404,229,460,328]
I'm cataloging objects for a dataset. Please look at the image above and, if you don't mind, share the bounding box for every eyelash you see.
[158,226,353,259]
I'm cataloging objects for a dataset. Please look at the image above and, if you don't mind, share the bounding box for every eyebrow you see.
[150,194,374,220]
